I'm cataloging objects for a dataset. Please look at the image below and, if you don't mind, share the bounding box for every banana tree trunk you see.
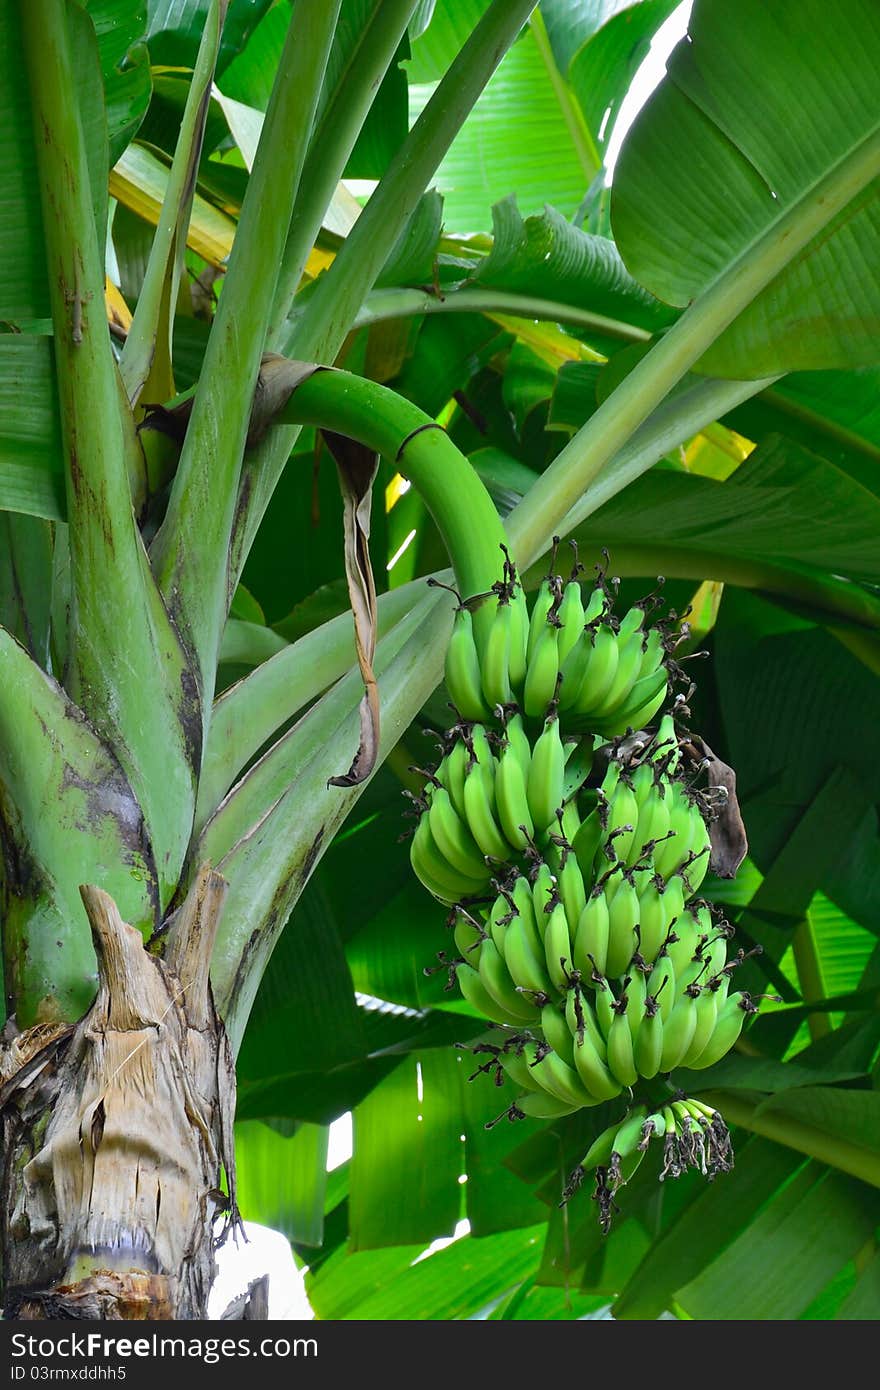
[0,869,241,1320]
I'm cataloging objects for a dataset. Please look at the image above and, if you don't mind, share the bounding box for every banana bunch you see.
[408,709,580,902]
[562,1098,734,1231]
[443,547,672,739]
[411,545,762,1232]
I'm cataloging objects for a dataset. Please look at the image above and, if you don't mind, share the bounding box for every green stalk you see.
[528,8,600,183]
[507,127,880,570]
[266,0,420,347]
[119,0,226,407]
[700,1090,880,1189]
[351,285,650,342]
[792,913,833,1043]
[21,0,197,905]
[150,0,342,719]
[231,0,539,592]
[198,576,433,830]
[276,369,508,600]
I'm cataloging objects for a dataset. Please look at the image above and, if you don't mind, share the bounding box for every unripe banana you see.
[604,874,640,980]
[589,627,645,721]
[604,772,640,866]
[680,985,719,1066]
[603,673,668,736]
[479,594,514,709]
[521,1040,596,1109]
[526,712,566,836]
[503,911,551,997]
[573,891,610,978]
[526,574,560,665]
[530,861,557,939]
[452,908,485,960]
[564,986,608,1063]
[555,574,585,657]
[543,899,574,993]
[556,852,587,938]
[631,785,671,867]
[410,813,487,905]
[478,938,541,1023]
[633,998,664,1079]
[606,1006,639,1087]
[456,960,525,1027]
[487,887,513,952]
[686,991,755,1069]
[634,872,668,963]
[523,618,561,719]
[462,761,509,861]
[646,958,675,1022]
[571,621,619,715]
[499,1047,545,1094]
[594,977,616,1039]
[515,1091,581,1120]
[507,585,530,693]
[495,739,535,851]
[441,736,470,821]
[540,1001,576,1068]
[579,1120,620,1172]
[611,1105,649,1159]
[571,1023,623,1101]
[659,988,700,1071]
[427,786,490,882]
[445,606,491,722]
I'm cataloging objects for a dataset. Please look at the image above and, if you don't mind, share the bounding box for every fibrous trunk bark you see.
[0,867,239,1319]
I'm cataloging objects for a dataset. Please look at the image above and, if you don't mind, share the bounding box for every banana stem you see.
[351,286,650,343]
[698,1089,880,1189]
[277,368,510,600]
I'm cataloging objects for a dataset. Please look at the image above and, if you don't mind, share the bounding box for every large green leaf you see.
[0,338,64,520]
[406,0,490,81]
[567,0,680,161]
[233,1120,329,1247]
[408,26,589,230]
[614,1139,802,1320]
[86,0,151,164]
[472,198,675,334]
[676,1164,880,1319]
[144,0,276,72]
[612,0,880,376]
[349,1053,463,1249]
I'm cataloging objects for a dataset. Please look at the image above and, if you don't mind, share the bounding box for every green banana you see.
[540,1000,576,1067]
[605,1004,639,1087]
[523,1041,597,1109]
[410,812,487,905]
[456,960,525,1027]
[495,737,535,851]
[478,937,541,1023]
[507,584,530,693]
[659,988,700,1071]
[571,621,619,715]
[479,593,514,709]
[589,626,645,722]
[633,996,664,1079]
[503,910,551,997]
[525,711,567,828]
[516,1091,581,1120]
[523,616,561,719]
[556,850,586,937]
[604,873,640,980]
[573,891,610,978]
[610,1105,650,1159]
[543,898,574,993]
[445,606,491,722]
[679,986,719,1067]
[462,760,509,861]
[530,860,558,939]
[555,577,586,666]
[453,907,485,960]
[564,986,608,1063]
[687,991,756,1069]
[440,736,470,821]
[427,785,490,882]
[572,808,604,881]
[526,572,560,665]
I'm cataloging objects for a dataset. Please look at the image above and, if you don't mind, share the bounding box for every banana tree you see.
[2,0,880,1321]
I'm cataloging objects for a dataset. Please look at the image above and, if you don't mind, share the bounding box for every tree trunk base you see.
[0,868,240,1320]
